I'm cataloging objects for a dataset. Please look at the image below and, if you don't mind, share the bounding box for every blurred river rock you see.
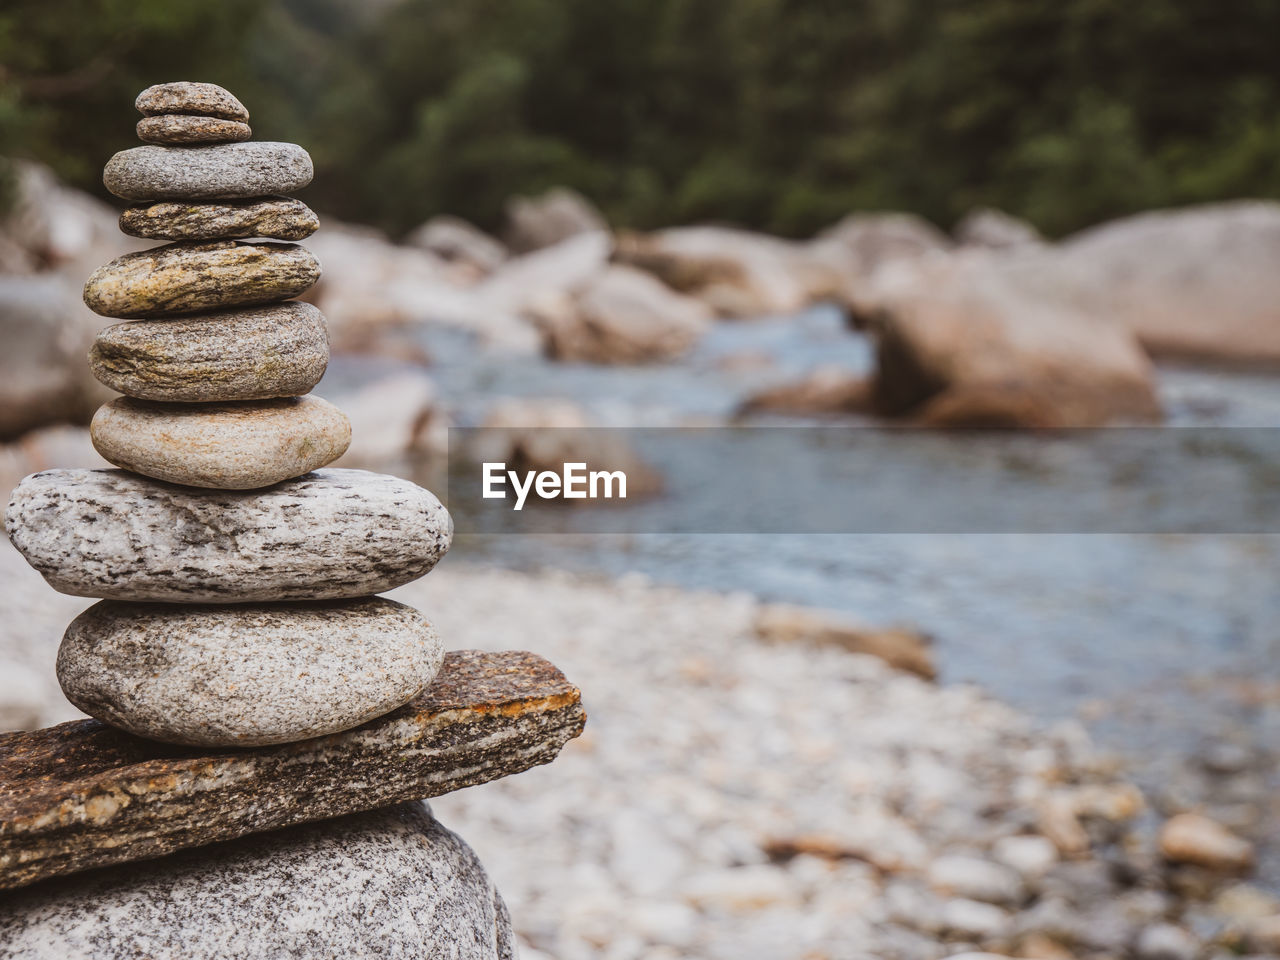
[3,163,1280,937]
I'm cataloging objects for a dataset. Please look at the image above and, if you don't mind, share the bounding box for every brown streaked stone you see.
[83,241,320,319]
[0,649,585,891]
[89,302,329,403]
[119,197,319,242]
[136,114,252,145]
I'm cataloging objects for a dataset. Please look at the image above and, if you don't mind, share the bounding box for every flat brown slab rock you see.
[0,650,584,891]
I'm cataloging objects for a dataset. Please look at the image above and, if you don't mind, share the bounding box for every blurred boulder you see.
[1055,201,1280,365]
[0,276,104,438]
[1159,813,1254,873]
[331,371,448,468]
[0,231,39,275]
[927,855,1025,905]
[1134,923,1199,960]
[863,253,1162,427]
[1244,914,1280,954]
[0,659,48,731]
[808,212,952,316]
[913,385,1065,429]
[615,226,842,318]
[529,264,712,364]
[1,159,146,275]
[811,211,952,273]
[476,398,661,499]
[475,230,611,348]
[405,215,507,281]
[954,208,1044,250]
[753,603,936,679]
[738,365,871,417]
[0,424,109,502]
[504,187,607,253]
[991,835,1058,880]
[307,220,538,354]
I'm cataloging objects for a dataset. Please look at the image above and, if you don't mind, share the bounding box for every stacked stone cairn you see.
[4,82,455,749]
[0,89,588,957]
[0,82,571,955]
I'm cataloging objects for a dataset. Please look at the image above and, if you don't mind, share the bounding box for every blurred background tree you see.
[3,0,1279,237]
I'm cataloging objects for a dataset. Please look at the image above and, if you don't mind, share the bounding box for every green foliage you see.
[4,0,1280,237]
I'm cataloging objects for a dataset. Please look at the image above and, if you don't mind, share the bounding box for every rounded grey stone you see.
[83,240,320,318]
[119,197,319,242]
[90,302,329,402]
[0,803,515,960]
[136,115,252,145]
[135,81,249,121]
[90,395,351,489]
[103,142,313,202]
[5,468,453,602]
[57,597,445,747]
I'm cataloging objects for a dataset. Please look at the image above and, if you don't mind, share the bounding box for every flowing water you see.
[324,306,1280,886]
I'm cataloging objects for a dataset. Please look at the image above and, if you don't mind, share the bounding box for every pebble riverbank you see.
[398,567,1280,960]
[1,546,1276,958]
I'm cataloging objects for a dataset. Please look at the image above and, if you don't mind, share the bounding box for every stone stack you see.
[0,82,585,957]
[5,81,452,748]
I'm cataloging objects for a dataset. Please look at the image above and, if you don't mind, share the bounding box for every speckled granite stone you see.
[0,650,583,890]
[5,468,452,602]
[119,197,319,242]
[135,81,249,121]
[103,143,312,201]
[0,803,516,959]
[57,598,444,747]
[83,241,320,318]
[136,114,251,144]
[90,395,350,489]
[90,302,329,402]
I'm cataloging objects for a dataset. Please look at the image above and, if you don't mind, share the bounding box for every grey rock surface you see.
[135,81,249,121]
[83,240,320,318]
[0,803,515,960]
[90,302,329,402]
[90,395,350,489]
[57,597,444,746]
[103,143,312,201]
[135,115,251,145]
[0,277,95,439]
[119,196,319,242]
[6,468,452,602]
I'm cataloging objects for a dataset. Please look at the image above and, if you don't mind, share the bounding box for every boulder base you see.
[0,803,515,960]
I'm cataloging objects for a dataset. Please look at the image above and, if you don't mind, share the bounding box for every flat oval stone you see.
[119,197,319,241]
[90,302,329,402]
[90,395,351,489]
[83,241,320,318]
[57,598,445,746]
[104,143,312,201]
[135,81,249,121]
[5,468,453,602]
[136,115,251,145]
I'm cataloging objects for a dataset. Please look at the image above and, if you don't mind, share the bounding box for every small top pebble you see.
[136,82,248,122]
